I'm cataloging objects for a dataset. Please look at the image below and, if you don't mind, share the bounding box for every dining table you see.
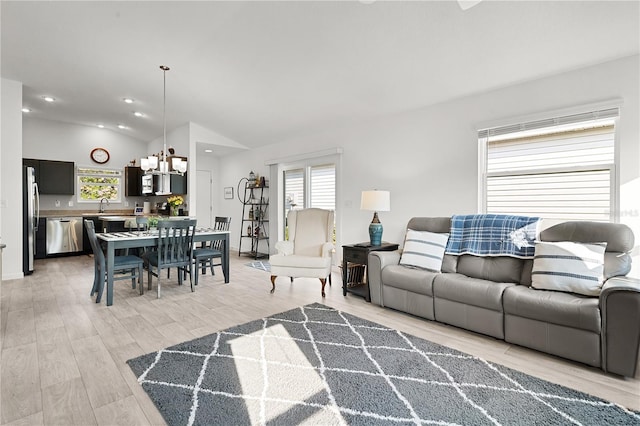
[96,228,230,306]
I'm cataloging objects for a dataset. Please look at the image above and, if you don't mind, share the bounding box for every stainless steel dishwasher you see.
[46,217,83,255]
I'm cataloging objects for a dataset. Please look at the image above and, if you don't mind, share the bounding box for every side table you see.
[342,242,399,302]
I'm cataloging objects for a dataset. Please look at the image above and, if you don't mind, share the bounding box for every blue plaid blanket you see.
[445,214,540,259]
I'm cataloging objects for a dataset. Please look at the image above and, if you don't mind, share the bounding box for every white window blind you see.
[482,107,617,222]
[284,168,304,210]
[310,164,336,210]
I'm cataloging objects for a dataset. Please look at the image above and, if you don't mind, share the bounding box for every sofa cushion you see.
[531,241,606,296]
[381,264,436,297]
[399,229,449,272]
[456,255,524,284]
[503,286,601,333]
[433,273,514,312]
[541,220,633,279]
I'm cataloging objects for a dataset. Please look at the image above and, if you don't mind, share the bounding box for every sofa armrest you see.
[599,276,640,377]
[368,251,401,306]
[274,241,294,255]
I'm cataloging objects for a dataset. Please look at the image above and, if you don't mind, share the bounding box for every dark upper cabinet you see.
[171,174,187,194]
[124,166,143,196]
[23,158,75,194]
[152,173,187,194]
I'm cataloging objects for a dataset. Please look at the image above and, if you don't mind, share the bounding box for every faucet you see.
[99,198,109,213]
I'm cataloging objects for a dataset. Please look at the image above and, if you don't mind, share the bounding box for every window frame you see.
[478,105,620,223]
[76,166,123,204]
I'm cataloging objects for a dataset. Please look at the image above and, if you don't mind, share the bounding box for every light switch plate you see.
[68,200,73,207]
[55,200,61,207]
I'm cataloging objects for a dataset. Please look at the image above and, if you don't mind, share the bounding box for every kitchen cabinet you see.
[23,158,75,194]
[153,173,187,194]
[124,166,143,196]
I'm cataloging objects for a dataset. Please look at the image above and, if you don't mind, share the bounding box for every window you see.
[283,163,336,239]
[284,164,336,214]
[77,167,122,203]
[480,107,618,222]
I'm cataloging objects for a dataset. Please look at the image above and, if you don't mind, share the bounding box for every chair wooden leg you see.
[91,264,100,296]
[131,269,136,289]
[270,275,277,293]
[329,272,332,286]
[194,261,200,287]
[138,265,144,295]
[95,264,105,303]
[96,280,104,303]
[320,278,327,297]
[157,272,161,299]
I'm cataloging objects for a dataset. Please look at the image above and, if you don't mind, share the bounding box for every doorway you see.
[196,170,212,228]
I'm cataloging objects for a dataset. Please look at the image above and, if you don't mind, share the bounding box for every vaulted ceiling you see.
[2,1,638,150]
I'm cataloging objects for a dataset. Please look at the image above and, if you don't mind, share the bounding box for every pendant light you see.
[155,65,171,195]
[140,65,187,195]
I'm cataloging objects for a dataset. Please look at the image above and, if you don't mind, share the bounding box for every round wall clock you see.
[90,147,110,164]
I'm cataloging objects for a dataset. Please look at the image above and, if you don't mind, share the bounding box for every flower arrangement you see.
[167,195,184,207]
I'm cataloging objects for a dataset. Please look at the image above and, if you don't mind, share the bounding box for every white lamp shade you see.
[361,190,390,212]
[172,157,187,173]
[147,156,158,169]
[140,157,149,171]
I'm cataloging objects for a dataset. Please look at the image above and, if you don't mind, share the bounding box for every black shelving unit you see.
[239,182,270,259]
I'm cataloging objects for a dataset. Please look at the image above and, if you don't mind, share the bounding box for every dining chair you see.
[84,219,144,303]
[142,219,197,298]
[191,216,231,286]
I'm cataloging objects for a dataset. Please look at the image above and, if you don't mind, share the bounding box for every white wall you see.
[22,117,150,210]
[1,78,24,280]
[218,55,640,275]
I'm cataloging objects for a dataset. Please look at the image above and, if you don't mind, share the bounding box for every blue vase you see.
[369,212,383,246]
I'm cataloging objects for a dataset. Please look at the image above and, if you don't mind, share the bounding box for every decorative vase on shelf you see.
[171,206,180,216]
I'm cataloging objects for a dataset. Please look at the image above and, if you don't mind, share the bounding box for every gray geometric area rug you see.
[246,260,271,272]
[127,303,640,426]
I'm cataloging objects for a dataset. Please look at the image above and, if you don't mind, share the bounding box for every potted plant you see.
[148,216,159,231]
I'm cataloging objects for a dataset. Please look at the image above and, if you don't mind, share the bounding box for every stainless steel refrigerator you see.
[23,166,40,274]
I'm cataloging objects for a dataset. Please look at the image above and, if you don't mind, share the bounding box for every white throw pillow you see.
[400,229,449,272]
[531,241,607,296]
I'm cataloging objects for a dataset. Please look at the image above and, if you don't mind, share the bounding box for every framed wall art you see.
[224,187,234,199]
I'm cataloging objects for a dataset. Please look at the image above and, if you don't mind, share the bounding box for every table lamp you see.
[361,190,390,246]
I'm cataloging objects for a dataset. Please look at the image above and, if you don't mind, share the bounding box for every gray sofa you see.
[368,217,640,377]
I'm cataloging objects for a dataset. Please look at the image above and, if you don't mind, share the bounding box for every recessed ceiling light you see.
[133,111,144,117]
[123,98,134,104]
[204,149,213,153]
[42,96,55,102]
[118,124,127,129]
[97,124,105,128]
[22,107,31,113]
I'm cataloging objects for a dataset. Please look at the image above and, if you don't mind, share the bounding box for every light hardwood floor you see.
[1,253,639,425]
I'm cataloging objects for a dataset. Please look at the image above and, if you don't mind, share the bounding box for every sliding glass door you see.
[283,163,336,238]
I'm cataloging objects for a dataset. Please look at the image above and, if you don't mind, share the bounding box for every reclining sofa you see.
[368,216,640,377]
